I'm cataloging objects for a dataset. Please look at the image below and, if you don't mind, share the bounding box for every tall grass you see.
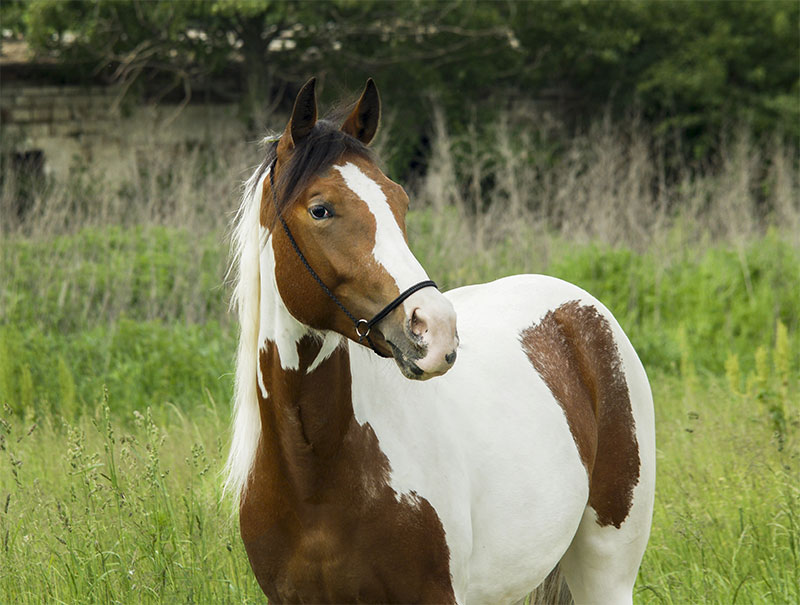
[1,111,798,602]
[0,395,263,603]
[641,371,798,603]
[413,105,798,252]
[3,110,797,330]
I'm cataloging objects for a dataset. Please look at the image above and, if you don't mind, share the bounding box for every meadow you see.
[1,115,798,603]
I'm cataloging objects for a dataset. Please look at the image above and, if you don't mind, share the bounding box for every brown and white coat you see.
[225,79,656,604]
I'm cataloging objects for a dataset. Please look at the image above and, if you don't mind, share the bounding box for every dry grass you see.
[2,110,796,332]
[413,104,799,253]
[1,140,253,237]
[3,107,797,247]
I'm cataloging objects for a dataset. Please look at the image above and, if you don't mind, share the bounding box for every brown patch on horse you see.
[240,336,455,603]
[520,301,640,529]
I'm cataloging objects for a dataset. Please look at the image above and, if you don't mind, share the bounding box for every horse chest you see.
[242,519,382,602]
[240,456,457,604]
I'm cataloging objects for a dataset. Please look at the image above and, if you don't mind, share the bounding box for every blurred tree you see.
[2,0,797,175]
[509,0,799,157]
[635,0,799,157]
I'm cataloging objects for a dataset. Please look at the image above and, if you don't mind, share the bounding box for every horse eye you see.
[309,205,333,220]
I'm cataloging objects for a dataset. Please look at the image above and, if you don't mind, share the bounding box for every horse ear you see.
[286,78,318,148]
[341,78,380,145]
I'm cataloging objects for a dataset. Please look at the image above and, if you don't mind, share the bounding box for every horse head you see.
[263,78,458,379]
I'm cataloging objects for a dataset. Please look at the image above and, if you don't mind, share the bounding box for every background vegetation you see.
[2,0,797,174]
[1,1,798,603]
[2,115,798,603]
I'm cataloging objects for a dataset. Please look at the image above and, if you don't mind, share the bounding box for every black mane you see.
[259,119,374,219]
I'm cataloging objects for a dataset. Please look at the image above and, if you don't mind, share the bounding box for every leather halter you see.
[268,159,437,356]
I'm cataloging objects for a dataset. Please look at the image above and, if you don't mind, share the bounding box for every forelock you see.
[268,121,375,217]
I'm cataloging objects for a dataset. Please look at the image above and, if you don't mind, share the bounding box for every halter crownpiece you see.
[268,159,437,356]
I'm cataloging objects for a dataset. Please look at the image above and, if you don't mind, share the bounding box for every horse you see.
[224,77,655,604]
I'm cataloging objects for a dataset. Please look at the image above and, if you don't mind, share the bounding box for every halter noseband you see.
[268,159,437,356]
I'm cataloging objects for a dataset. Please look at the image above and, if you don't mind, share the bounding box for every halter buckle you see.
[355,319,371,340]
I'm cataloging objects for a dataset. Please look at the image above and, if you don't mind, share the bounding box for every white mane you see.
[223,159,270,502]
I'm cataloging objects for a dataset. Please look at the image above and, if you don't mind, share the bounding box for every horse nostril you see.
[410,308,428,337]
[445,350,457,365]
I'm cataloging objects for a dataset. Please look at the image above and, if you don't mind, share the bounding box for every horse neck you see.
[255,227,354,492]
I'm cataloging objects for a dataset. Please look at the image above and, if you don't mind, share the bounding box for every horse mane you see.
[223,119,373,503]
[222,147,270,504]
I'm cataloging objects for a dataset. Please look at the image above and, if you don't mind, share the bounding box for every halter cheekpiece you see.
[268,159,437,356]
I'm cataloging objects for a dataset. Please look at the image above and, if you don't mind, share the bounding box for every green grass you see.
[0,319,234,420]
[1,222,798,603]
[1,225,227,330]
[1,369,796,603]
[0,397,263,603]
[640,375,798,604]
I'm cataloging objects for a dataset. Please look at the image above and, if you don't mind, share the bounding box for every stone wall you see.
[1,82,247,181]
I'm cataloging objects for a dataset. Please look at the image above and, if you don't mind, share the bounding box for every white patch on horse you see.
[258,226,307,370]
[257,353,269,400]
[335,162,429,291]
[348,275,631,603]
[306,331,342,374]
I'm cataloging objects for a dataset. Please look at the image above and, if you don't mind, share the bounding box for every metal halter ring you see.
[355,319,371,340]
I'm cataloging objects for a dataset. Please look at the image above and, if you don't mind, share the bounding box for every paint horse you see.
[225,78,655,604]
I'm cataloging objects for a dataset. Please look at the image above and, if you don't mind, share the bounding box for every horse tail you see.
[529,564,573,605]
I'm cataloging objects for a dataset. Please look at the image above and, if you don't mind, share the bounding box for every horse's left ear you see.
[280,78,318,153]
[341,78,380,145]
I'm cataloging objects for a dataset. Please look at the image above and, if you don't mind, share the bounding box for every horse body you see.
[227,78,655,604]
[349,275,655,603]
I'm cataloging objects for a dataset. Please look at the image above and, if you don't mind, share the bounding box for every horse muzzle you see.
[386,287,458,380]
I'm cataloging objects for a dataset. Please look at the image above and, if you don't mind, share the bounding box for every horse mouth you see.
[386,337,457,380]
[386,339,427,380]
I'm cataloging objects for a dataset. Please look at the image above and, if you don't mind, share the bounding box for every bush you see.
[1,226,228,330]
[0,319,234,419]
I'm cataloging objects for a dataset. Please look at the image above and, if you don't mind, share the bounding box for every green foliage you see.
[0,0,26,36]
[4,0,796,175]
[637,375,799,603]
[739,322,796,451]
[1,222,237,420]
[726,320,796,452]
[408,213,800,376]
[56,355,77,418]
[0,215,792,414]
[633,1,800,156]
[2,210,797,425]
[0,401,263,603]
[0,319,234,420]
[547,233,800,375]
[1,225,226,330]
